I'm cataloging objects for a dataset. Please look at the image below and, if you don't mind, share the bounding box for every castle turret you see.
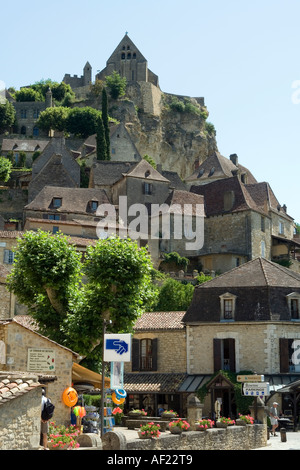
[83,62,92,86]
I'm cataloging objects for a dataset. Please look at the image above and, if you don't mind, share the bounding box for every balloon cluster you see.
[73,406,86,418]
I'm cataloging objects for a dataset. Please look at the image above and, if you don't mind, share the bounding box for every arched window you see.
[33,126,39,136]
[121,53,125,60]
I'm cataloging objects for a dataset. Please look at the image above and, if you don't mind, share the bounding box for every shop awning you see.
[124,373,187,393]
[178,375,211,393]
[72,363,110,389]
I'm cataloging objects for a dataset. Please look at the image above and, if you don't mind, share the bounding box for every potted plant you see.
[168,419,190,434]
[48,422,80,450]
[195,419,214,431]
[128,409,143,417]
[236,413,254,426]
[216,417,235,428]
[161,409,178,419]
[112,406,124,425]
[138,422,161,439]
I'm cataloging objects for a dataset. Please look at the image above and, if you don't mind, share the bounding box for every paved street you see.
[255,431,300,450]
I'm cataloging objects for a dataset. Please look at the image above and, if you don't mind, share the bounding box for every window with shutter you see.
[3,250,14,264]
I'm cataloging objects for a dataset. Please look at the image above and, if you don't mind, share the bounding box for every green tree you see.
[0,101,16,133]
[152,278,194,311]
[15,87,43,102]
[102,87,110,160]
[7,231,156,364]
[30,79,75,103]
[0,156,12,182]
[96,115,107,160]
[105,71,127,100]
[143,154,157,169]
[37,106,69,133]
[65,107,101,138]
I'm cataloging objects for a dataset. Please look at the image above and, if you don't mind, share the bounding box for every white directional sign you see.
[242,382,270,396]
[104,334,132,362]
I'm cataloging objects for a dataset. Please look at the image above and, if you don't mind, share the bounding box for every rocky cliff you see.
[107,82,218,180]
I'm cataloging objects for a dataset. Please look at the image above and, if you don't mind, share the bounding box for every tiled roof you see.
[25,185,110,214]
[162,171,187,191]
[134,311,186,330]
[0,372,41,405]
[159,190,205,216]
[124,373,187,393]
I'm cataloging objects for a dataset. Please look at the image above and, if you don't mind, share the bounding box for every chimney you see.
[230,154,238,166]
[283,204,287,213]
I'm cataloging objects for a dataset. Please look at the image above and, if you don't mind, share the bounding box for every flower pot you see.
[128,411,142,417]
[169,426,182,434]
[161,412,176,419]
[236,419,247,426]
[196,426,207,431]
[216,421,228,428]
[138,431,152,439]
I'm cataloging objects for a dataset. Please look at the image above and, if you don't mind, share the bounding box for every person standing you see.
[269,402,279,436]
[41,388,55,449]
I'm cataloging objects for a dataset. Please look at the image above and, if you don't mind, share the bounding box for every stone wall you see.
[0,321,76,425]
[124,329,186,374]
[0,384,41,450]
[103,424,267,451]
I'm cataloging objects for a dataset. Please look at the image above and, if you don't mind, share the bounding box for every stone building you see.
[8,88,53,137]
[63,62,92,90]
[28,136,81,203]
[0,263,14,319]
[190,173,297,274]
[181,257,300,419]
[78,122,142,165]
[96,33,159,87]
[124,311,188,416]
[0,317,79,425]
[0,371,42,450]
[0,137,49,167]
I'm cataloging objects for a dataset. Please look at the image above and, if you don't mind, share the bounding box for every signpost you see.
[242,382,270,397]
[237,375,264,383]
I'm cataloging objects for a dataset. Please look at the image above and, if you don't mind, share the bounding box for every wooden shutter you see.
[131,338,140,371]
[151,338,158,371]
[228,338,236,372]
[279,338,290,373]
[213,339,222,372]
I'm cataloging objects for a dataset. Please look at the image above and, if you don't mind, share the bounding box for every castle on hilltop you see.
[63,33,159,89]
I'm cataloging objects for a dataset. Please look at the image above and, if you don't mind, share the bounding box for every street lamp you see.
[101,318,112,438]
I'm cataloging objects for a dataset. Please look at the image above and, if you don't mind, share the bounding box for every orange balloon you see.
[62,387,78,407]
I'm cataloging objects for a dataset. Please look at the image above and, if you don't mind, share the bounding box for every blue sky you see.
[1,0,299,223]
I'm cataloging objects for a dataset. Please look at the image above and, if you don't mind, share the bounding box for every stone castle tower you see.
[95,33,159,87]
[63,61,92,89]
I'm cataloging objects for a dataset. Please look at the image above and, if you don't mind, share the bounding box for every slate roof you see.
[191,175,288,218]
[134,311,185,330]
[91,161,135,186]
[25,186,110,214]
[1,138,49,153]
[125,159,170,183]
[162,171,187,191]
[186,151,257,184]
[182,257,300,324]
[0,372,42,405]
[123,373,187,393]
[196,257,300,289]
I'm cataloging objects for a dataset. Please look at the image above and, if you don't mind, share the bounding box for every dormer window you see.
[287,293,300,320]
[91,201,98,212]
[220,292,237,321]
[145,170,151,178]
[53,198,62,208]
